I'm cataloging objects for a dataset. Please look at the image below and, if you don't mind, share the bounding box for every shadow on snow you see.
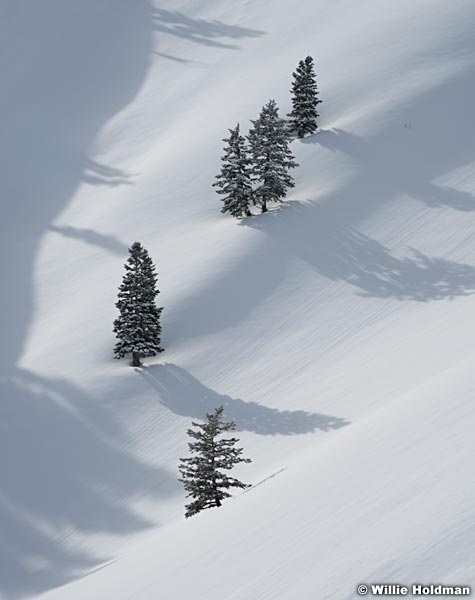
[138,363,350,436]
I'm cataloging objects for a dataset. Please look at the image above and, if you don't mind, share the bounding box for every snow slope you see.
[1,0,474,598]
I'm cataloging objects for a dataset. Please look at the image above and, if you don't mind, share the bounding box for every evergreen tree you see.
[178,406,251,518]
[288,55,322,138]
[113,242,163,367]
[248,99,299,213]
[213,124,253,218]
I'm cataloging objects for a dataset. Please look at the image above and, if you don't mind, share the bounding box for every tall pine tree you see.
[113,242,163,367]
[213,124,253,218]
[248,99,298,213]
[288,56,321,138]
[178,406,251,518]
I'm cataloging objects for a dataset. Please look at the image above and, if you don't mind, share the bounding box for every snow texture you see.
[1,0,475,598]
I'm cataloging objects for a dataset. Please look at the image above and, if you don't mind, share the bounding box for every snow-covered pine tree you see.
[178,406,252,518]
[113,242,163,367]
[248,99,299,213]
[288,55,322,138]
[213,123,253,218]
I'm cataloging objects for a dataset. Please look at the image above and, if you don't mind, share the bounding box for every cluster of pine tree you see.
[112,246,250,518]
[111,56,321,517]
[214,56,321,218]
[113,57,321,362]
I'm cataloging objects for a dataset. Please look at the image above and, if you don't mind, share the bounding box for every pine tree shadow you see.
[0,0,153,376]
[240,67,475,301]
[303,124,475,218]
[152,8,264,50]
[48,225,129,256]
[152,50,202,65]
[82,159,133,187]
[303,60,475,219]
[310,127,475,214]
[0,369,179,598]
[243,202,475,301]
[138,363,349,435]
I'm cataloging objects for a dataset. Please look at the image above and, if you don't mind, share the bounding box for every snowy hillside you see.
[1,0,475,598]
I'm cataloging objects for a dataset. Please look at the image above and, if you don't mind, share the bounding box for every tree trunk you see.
[213,483,222,507]
[211,450,221,507]
[261,200,268,213]
[132,351,142,367]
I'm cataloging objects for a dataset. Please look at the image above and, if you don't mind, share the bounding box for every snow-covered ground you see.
[1,0,475,598]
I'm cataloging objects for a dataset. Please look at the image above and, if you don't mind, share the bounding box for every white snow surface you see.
[1,0,475,598]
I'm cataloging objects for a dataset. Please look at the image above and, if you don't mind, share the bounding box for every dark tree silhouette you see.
[213,123,253,218]
[113,242,163,367]
[288,56,322,137]
[248,99,298,213]
[178,406,252,517]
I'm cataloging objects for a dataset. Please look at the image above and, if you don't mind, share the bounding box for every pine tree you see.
[178,406,252,518]
[213,124,253,218]
[248,99,299,213]
[113,242,163,367]
[288,56,322,138]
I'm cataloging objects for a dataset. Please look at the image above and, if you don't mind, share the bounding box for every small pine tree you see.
[248,99,299,213]
[113,242,163,367]
[213,124,253,218]
[178,406,252,518]
[288,56,322,138]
